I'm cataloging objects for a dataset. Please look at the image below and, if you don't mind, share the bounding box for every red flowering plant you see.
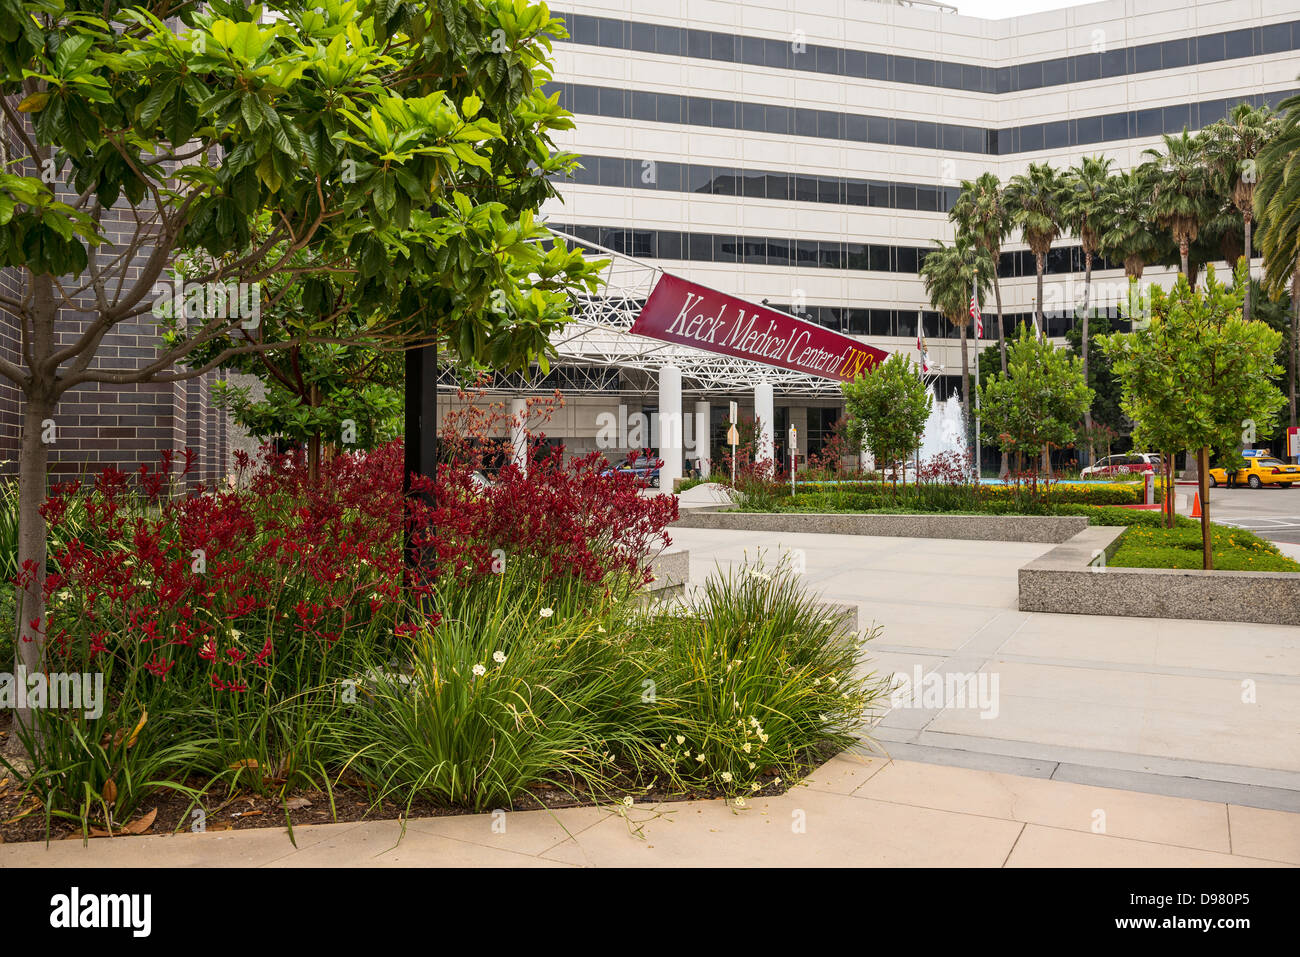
[11,392,679,827]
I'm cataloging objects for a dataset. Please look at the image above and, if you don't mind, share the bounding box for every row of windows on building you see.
[544,81,1295,156]
[550,222,1121,278]
[562,155,963,212]
[554,10,1298,96]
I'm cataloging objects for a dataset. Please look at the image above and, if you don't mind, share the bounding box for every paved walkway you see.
[1,755,1293,867]
[669,525,1300,813]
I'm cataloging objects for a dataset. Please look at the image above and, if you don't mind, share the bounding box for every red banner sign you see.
[629,273,887,383]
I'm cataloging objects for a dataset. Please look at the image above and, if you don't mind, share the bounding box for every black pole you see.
[403,343,438,574]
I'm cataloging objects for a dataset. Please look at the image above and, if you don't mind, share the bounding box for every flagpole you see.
[973,269,981,483]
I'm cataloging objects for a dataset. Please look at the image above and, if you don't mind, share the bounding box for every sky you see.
[951,0,1094,18]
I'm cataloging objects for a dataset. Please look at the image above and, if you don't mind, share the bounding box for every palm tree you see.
[1062,155,1113,449]
[1205,103,1277,318]
[1256,89,1300,428]
[919,235,993,443]
[950,172,1012,373]
[1099,167,1162,279]
[1005,162,1068,336]
[1142,129,1215,279]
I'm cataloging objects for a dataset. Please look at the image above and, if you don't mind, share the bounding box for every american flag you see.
[969,294,983,337]
[916,317,931,373]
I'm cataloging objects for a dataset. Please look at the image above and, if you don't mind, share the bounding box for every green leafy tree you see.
[950,172,1012,373]
[841,352,932,489]
[0,1,604,720]
[978,328,1092,477]
[1062,155,1113,447]
[1099,166,1163,279]
[1255,86,1300,426]
[1100,265,1284,567]
[1006,162,1068,334]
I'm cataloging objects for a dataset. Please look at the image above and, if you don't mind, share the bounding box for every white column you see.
[508,397,528,477]
[754,381,774,472]
[658,364,683,489]
[693,400,711,478]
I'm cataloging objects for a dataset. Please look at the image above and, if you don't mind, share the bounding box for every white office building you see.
[444,0,1300,477]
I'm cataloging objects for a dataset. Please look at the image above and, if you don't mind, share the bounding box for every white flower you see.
[742,743,751,753]
[621,796,633,807]
[772,777,781,787]
[471,664,486,677]
[759,733,769,744]
[596,625,606,633]
[675,735,685,745]
[492,651,506,664]
[695,753,706,763]
[750,781,760,791]
[734,797,747,808]
[539,608,554,618]
[230,629,242,641]
[720,771,733,783]
[748,762,756,770]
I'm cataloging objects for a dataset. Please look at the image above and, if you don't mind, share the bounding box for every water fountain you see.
[917,388,967,466]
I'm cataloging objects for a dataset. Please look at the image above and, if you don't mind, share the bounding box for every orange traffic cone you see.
[1191,492,1202,518]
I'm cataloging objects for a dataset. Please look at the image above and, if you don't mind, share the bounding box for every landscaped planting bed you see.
[0,444,884,844]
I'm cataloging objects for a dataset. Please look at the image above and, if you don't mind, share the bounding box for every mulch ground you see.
[0,717,831,846]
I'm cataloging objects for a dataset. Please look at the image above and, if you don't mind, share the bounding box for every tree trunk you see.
[11,391,54,750]
[1035,254,1045,335]
[992,274,1008,373]
[1164,452,1176,529]
[1242,213,1253,320]
[1180,241,1190,280]
[1291,270,1299,434]
[1082,251,1093,465]
[1198,446,1213,571]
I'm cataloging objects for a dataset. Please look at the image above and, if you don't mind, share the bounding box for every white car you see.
[1080,452,1162,479]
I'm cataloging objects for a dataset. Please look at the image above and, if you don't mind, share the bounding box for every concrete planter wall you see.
[1019,526,1300,626]
[673,507,1088,544]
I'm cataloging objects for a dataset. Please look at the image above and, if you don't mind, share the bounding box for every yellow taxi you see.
[1208,451,1300,488]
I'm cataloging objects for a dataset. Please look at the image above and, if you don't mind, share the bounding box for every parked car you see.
[1208,452,1300,488]
[1080,452,1162,478]
[601,455,661,488]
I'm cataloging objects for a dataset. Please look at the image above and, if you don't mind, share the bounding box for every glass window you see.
[570,15,598,46]
[845,114,868,142]
[765,38,789,70]
[795,109,818,137]
[712,99,736,129]
[1019,124,1043,152]
[629,230,655,258]
[711,169,738,195]
[710,33,735,61]
[1042,57,1067,86]
[657,92,682,125]
[1017,62,1043,89]
[868,116,891,144]
[845,180,868,206]
[687,97,711,126]
[1135,107,1162,137]
[844,243,868,270]
[1100,48,1126,77]
[846,309,869,334]
[916,122,937,150]
[656,26,681,57]
[794,176,818,203]
[686,164,712,193]
[868,309,893,336]
[963,64,983,92]
[687,29,710,59]
[995,66,1012,93]
[868,182,890,207]
[916,186,938,212]
[818,242,843,269]
[1074,54,1099,83]
[631,91,656,122]
[571,159,597,185]
[896,247,918,273]
[1102,111,1130,140]
[869,245,891,271]
[895,184,916,209]
[941,124,963,151]
[895,119,917,148]
[1261,22,1292,55]
[894,56,916,84]
[915,59,937,86]
[766,105,791,135]
[1224,28,1254,59]
[715,235,740,264]
[1164,103,1190,133]
[816,111,842,140]
[866,52,889,81]
[741,102,765,132]
[817,177,842,204]
[795,239,818,266]
[1076,114,1103,145]
[1196,33,1226,63]
[596,156,626,187]
[766,174,790,201]
[741,171,766,198]
[767,241,790,266]
[570,84,598,115]
[1135,44,1161,72]
[658,162,683,192]
[791,44,813,71]
[740,35,765,66]
[597,17,625,48]
[741,238,765,264]
[629,22,656,54]
[1161,38,1189,69]
[815,45,840,74]
[970,127,991,155]
[1042,119,1069,149]
[844,49,866,78]
[597,87,625,118]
